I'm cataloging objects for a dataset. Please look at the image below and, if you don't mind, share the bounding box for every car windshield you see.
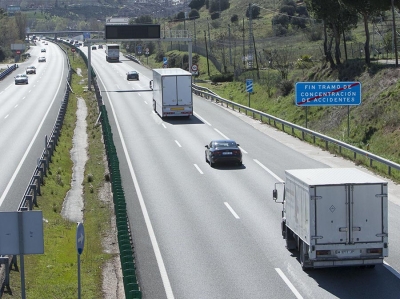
[214,141,237,148]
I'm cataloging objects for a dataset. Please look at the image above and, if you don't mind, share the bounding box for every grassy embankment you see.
[2,46,114,298]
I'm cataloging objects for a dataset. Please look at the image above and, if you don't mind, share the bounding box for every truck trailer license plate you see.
[171,107,184,111]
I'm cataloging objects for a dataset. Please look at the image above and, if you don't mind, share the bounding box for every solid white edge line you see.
[383,261,400,279]
[194,112,211,126]
[0,55,65,206]
[214,128,229,139]
[224,202,240,219]
[175,140,182,147]
[253,159,284,183]
[97,75,175,299]
[275,268,304,299]
[194,164,203,174]
[162,123,167,129]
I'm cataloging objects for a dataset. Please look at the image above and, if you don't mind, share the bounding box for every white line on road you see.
[14,104,18,108]
[224,202,240,219]
[98,75,175,299]
[214,128,229,139]
[239,146,248,154]
[5,114,9,119]
[162,123,167,129]
[275,268,303,299]
[194,164,203,174]
[253,159,284,182]
[144,101,148,105]
[194,112,211,126]
[175,140,182,147]
[383,261,400,280]
[22,97,26,100]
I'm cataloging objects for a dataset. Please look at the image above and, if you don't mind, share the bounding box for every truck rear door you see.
[314,185,348,244]
[162,76,178,105]
[177,75,192,105]
[314,184,386,245]
[351,184,385,243]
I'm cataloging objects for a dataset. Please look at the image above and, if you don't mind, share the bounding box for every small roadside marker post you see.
[76,222,85,299]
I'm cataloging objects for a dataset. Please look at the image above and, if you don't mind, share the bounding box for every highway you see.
[0,40,69,212]
[86,46,400,299]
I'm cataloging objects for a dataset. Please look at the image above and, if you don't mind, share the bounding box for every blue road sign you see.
[163,57,168,65]
[246,79,253,93]
[76,222,85,255]
[295,82,361,106]
[83,32,90,39]
[137,45,142,54]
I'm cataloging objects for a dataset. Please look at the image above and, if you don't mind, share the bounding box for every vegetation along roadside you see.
[1,47,118,298]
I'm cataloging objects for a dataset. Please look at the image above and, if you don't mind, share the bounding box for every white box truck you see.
[273,168,388,270]
[150,68,193,118]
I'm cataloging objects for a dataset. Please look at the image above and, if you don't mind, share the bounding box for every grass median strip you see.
[2,51,115,298]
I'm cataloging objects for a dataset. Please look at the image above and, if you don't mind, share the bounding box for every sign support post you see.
[76,222,85,299]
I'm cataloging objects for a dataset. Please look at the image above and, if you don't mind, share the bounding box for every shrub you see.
[210,73,234,83]
[278,79,294,96]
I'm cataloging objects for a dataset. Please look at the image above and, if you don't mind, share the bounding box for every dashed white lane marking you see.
[194,164,203,174]
[275,268,303,299]
[224,202,240,219]
[175,140,182,147]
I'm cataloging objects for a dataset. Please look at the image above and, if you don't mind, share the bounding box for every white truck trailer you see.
[150,68,193,118]
[273,168,388,270]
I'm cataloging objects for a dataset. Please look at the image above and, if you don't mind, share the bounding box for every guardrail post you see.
[388,166,391,176]
[40,159,47,176]
[34,175,41,195]
[354,152,357,159]
[0,256,11,293]
[325,140,328,150]
[313,136,316,143]
[301,131,305,140]
[26,194,33,210]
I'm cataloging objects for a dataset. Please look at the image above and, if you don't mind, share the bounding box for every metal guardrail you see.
[0,64,18,80]
[124,54,142,65]
[192,84,400,176]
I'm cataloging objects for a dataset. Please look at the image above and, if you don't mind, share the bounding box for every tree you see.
[176,11,186,21]
[246,5,260,18]
[189,9,200,19]
[189,0,205,10]
[133,15,153,24]
[231,14,238,23]
[209,0,230,14]
[14,13,27,41]
[340,0,391,65]
[272,14,290,29]
[306,0,358,67]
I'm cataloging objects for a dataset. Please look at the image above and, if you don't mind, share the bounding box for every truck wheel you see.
[285,227,296,251]
[300,241,310,271]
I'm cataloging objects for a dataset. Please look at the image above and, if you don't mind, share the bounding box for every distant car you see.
[92,46,96,50]
[98,44,103,49]
[41,48,46,52]
[126,70,139,80]
[205,140,242,167]
[26,66,36,74]
[15,74,29,85]
[38,56,46,62]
